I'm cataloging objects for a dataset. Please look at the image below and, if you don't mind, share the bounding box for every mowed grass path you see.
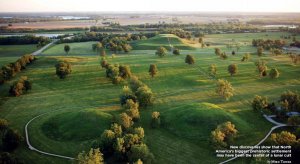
[0,32,299,163]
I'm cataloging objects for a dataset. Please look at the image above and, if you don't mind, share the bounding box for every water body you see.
[58,16,90,20]
[0,33,64,38]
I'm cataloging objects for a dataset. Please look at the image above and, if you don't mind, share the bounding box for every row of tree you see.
[0,35,50,45]
[252,39,286,50]
[0,54,36,85]
[252,90,300,119]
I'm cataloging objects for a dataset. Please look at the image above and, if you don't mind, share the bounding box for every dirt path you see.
[219,115,288,164]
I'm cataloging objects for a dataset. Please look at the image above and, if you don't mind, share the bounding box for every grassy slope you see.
[0,44,37,65]
[0,32,299,163]
[131,34,197,50]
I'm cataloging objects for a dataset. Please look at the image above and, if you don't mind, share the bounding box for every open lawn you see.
[0,44,38,65]
[0,32,299,163]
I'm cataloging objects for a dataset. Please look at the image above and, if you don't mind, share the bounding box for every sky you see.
[0,0,299,13]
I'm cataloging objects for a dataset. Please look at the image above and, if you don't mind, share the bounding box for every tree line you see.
[0,35,50,45]
[0,54,36,85]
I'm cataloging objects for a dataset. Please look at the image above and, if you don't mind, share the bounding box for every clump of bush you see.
[55,61,72,79]
[0,54,36,85]
[9,76,32,97]
[211,121,238,148]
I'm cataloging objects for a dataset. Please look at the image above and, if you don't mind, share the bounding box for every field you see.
[0,44,38,65]
[0,32,299,163]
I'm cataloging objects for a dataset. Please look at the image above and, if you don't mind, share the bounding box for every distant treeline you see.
[58,32,156,44]
[252,39,286,50]
[0,35,50,45]
[0,26,87,33]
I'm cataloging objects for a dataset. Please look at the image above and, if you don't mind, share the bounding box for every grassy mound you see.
[162,103,247,141]
[42,109,112,141]
[131,34,196,50]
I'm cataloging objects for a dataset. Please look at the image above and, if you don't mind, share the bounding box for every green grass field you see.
[0,44,38,65]
[0,32,299,163]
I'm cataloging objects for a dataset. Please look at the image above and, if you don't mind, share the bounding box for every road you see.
[24,104,117,161]
[32,39,58,56]
[219,115,289,164]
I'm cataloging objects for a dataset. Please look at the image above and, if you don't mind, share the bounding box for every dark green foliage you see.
[64,45,70,54]
[228,64,238,76]
[252,39,286,50]
[55,61,72,79]
[173,48,180,55]
[0,152,22,164]
[2,129,23,152]
[185,55,195,65]
[0,35,50,45]
[128,144,154,164]
[136,86,154,108]
[119,65,132,79]
[269,68,280,79]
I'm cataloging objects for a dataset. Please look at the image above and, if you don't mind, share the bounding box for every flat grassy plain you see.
[0,32,299,163]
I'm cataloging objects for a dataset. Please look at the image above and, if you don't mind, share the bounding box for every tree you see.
[241,53,251,62]
[118,113,133,129]
[228,64,238,76]
[0,152,21,164]
[198,37,203,44]
[55,61,72,79]
[215,48,221,56]
[124,100,140,121]
[269,68,280,79]
[252,95,268,111]
[220,52,228,60]
[136,86,154,107]
[231,51,235,55]
[211,129,227,148]
[271,131,297,145]
[148,64,158,78]
[209,64,217,76]
[64,45,70,55]
[78,148,104,164]
[100,59,108,69]
[287,116,300,126]
[2,129,23,152]
[211,121,238,148]
[151,111,160,128]
[280,91,300,112]
[128,144,154,164]
[173,48,180,55]
[216,79,234,100]
[185,55,195,65]
[255,60,268,77]
[119,65,132,79]
[122,44,132,53]
[100,129,116,155]
[100,49,106,57]
[155,46,167,57]
[257,46,264,56]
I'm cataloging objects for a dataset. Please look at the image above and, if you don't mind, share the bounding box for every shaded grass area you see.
[0,44,37,65]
